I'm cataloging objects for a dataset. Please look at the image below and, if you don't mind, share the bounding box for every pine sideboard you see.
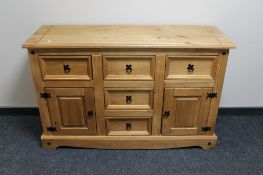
[22,25,235,149]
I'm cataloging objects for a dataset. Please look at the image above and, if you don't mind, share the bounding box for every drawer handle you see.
[63,64,71,73]
[87,111,94,119]
[126,123,132,131]
[126,96,132,104]
[126,64,132,74]
[187,64,194,72]
[163,111,170,119]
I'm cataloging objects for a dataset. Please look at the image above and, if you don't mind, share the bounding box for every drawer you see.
[103,55,155,80]
[165,55,218,81]
[106,117,152,135]
[104,88,153,110]
[39,55,92,80]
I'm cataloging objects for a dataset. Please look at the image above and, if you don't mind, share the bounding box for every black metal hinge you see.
[40,92,51,99]
[207,92,217,99]
[47,126,57,132]
[202,127,212,132]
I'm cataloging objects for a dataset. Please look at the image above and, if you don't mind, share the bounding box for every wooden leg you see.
[200,140,217,150]
[42,140,58,149]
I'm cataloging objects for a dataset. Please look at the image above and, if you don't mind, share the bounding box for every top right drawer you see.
[165,55,218,81]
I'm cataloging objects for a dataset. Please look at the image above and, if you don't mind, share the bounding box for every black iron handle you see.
[63,64,71,73]
[163,111,170,119]
[126,96,132,104]
[126,123,132,131]
[87,111,94,119]
[126,64,132,74]
[187,64,194,72]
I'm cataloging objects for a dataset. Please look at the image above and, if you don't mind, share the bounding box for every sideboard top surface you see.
[22,25,235,49]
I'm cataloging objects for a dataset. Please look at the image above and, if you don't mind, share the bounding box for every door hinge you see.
[40,91,51,99]
[207,92,217,99]
[47,126,57,132]
[202,127,212,132]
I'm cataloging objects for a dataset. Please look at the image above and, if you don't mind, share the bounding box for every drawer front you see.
[106,117,152,135]
[165,56,217,81]
[39,55,92,80]
[103,55,155,80]
[104,88,153,110]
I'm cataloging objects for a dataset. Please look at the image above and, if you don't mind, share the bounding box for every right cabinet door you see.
[162,88,212,136]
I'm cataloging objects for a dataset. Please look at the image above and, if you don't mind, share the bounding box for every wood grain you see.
[164,79,214,88]
[104,88,153,110]
[28,51,52,135]
[105,110,153,117]
[22,25,235,49]
[39,55,92,81]
[92,55,106,135]
[44,80,93,87]
[45,88,84,135]
[103,55,155,80]
[206,50,229,134]
[104,81,154,88]
[41,134,217,149]
[162,88,212,136]
[23,25,53,48]
[152,54,165,135]
[105,117,152,136]
[165,55,217,81]
[45,88,96,135]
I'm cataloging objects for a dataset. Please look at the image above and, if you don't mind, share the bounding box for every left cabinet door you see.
[46,88,96,135]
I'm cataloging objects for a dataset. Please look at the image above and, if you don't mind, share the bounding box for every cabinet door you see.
[162,88,212,136]
[46,88,96,135]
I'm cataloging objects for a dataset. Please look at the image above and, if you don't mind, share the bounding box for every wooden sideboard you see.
[22,25,235,149]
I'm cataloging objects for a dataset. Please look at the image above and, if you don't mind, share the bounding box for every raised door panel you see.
[46,88,96,135]
[162,88,212,136]
[59,97,85,126]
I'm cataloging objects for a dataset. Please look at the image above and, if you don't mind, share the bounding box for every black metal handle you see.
[163,111,170,119]
[63,64,71,73]
[126,123,132,131]
[187,64,194,72]
[126,64,132,74]
[207,93,217,99]
[126,96,132,104]
[87,111,94,119]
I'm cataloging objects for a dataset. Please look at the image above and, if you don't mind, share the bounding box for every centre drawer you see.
[106,117,152,136]
[104,88,153,110]
[103,55,155,80]
[39,55,92,80]
[165,55,218,81]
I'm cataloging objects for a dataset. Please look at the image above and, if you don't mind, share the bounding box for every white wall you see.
[0,0,262,107]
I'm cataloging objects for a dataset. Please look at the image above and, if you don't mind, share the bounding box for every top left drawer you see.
[39,55,92,81]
